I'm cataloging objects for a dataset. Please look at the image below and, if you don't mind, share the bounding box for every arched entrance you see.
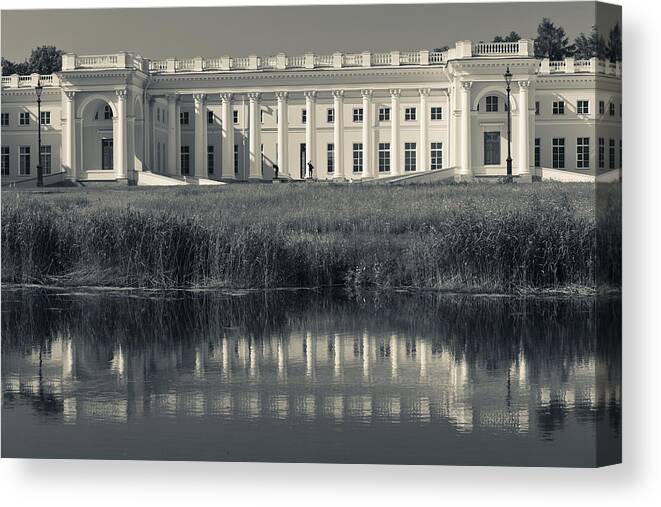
[79,96,118,178]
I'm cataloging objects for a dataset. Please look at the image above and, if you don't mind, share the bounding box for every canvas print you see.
[1,2,621,467]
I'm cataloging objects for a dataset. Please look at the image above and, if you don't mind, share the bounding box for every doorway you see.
[101,138,113,170]
[299,143,306,179]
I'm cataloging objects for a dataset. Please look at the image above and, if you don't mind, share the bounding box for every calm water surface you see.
[1,288,621,466]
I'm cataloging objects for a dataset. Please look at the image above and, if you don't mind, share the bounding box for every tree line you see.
[2,46,63,76]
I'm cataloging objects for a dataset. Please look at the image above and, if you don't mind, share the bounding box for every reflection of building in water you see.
[1,330,620,437]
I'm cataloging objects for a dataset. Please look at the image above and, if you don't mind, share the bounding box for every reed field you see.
[0,181,620,293]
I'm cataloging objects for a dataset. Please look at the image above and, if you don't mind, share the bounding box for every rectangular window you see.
[609,103,615,116]
[233,110,239,124]
[40,145,52,174]
[535,101,540,115]
[552,138,565,169]
[104,105,112,120]
[599,101,605,115]
[327,143,334,173]
[378,107,390,121]
[19,146,30,175]
[181,146,190,175]
[327,108,334,123]
[19,112,30,125]
[577,100,589,115]
[40,111,51,125]
[405,107,417,121]
[378,142,390,172]
[430,142,443,170]
[234,144,239,173]
[430,107,443,120]
[352,143,363,172]
[484,132,500,165]
[534,138,541,167]
[260,110,265,124]
[404,142,417,171]
[1,146,9,175]
[486,96,499,112]
[157,142,161,171]
[609,139,616,169]
[301,109,307,124]
[208,111,214,124]
[157,109,161,122]
[598,138,605,169]
[180,111,189,125]
[620,140,622,168]
[1,112,8,126]
[552,101,565,115]
[576,137,590,168]
[353,108,363,123]
[207,145,214,174]
[102,138,113,170]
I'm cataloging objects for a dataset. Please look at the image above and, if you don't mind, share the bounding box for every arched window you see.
[104,105,113,120]
[486,95,499,112]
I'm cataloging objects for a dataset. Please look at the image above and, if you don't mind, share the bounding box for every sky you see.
[1,2,621,61]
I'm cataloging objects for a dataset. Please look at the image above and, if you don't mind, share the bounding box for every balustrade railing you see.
[315,54,334,67]
[372,52,391,65]
[343,54,363,67]
[232,57,250,70]
[473,41,519,55]
[400,51,421,64]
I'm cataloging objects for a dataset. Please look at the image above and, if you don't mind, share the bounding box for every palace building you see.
[0,39,621,187]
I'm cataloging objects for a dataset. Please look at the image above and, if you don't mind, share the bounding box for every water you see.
[1,288,621,466]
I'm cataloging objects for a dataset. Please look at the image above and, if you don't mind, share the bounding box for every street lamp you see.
[504,66,513,179]
[35,79,44,188]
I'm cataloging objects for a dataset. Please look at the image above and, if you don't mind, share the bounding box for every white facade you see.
[0,40,622,186]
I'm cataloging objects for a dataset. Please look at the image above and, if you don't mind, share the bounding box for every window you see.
[576,137,590,168]
[352,143,363,172]
[233,110,239,124]
[104,105,112,120]
[181,146,190,175]
[327,108,334,123]
[609,139,616,169]
[208,145,214,174]
[234,144,239,173]
[327,143,334,173]
[430,142,443,170]
[40,111,51,125]
[19,146,30,175]
[534,138,541,167]
[301,109,307,124]
[157,109,161,123]
[552,138,565,169]
[40,145,52,174]
[431,107,443,120]
[260,110,265,124]
[552,101,565,115]
[208,111,214,124]
[404,143,417,171]
[484,132,500,165]
[404,107,416,121]
[598,138,605,169]
[378,107,391,121]
[19,112,30,125]
[577,100,589,115]
[485,96,499,112]
[1,147,9,175]
[619,140,622,168]
[609,103,615,116]
[599,101,605,115]
[180,111,189,125]
[378,143,390,172]
[157,142,161,171]
[353,108,363,123]
[102,138,113,170]
[1,112,9,126]
[535,101,540,115]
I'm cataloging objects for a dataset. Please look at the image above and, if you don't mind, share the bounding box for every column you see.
[146,97,155,171]
[220,93,235,179]
[518,81,531,179]
[304,91,317,177]
[193,93,208,178]
[419,88,430,171]
[390,89,401,175]
[332,90,344,179]
[275,91,289,178]
[115,89,127,180]
[248,92,262,180]
[167,94,180,176]
[64,91,76,178]
[361,89,373,177]
[459,81,472,179]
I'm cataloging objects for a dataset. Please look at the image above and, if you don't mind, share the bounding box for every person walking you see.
[307,161,314,179]
[273,163,279,180]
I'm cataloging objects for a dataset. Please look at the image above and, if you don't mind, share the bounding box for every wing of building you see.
[0,40,621,187]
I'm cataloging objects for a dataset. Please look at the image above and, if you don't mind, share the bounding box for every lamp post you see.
[504,66,513,179]
[35,79,44,188]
